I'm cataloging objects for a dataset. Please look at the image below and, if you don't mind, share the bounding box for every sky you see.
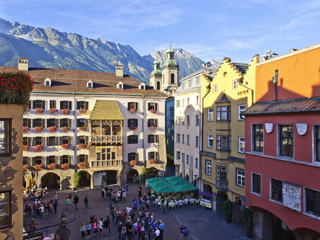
[1,0,320,63]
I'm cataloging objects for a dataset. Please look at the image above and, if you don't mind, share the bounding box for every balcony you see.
[90,135,123,144]
[90,160,122,167]
[216,180,228,191]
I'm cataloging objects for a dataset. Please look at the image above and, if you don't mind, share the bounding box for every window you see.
[34,137,42,146]
[60,119,70,128]
[306,188,320,217]
[187,98,190,106]
[61,136,70,145]
[253,124,264,152]
[176,100,180,108]
[238,104,246,120]
[239,137,245,153]
[79,155,86,163]
[77,119,87,128]
[187,135,190,145]
[47,137,56,146]
[176,134,180,143]
[33,100,45,109]
[186,154,189,164]
[47,119,56,127]
[176,116,180,125]
[148,119,158,127]
[188,80,192,87]
[196,95,200,105]
[207,134,213,148]
[33,119,44,127]
[216,106,231,121]
[251,173,261,195]
[315,126,320,162]
[60,101,72,110]
[23,118,31,128]
[216,135,231,151]
[148,135,159,143]
[207,109,214,122]
[149,152,159,160]
[33,156,42,166]
[182,153,185,163]
[77,101,88,110]
[128,152,138,161]
[205,160,212,175]
[195,157,199,169]
[0,190,11,229]
[169,107,174,116]
[148,102,158,111]
[187,116,190,126]
[233,80,238,89]
[128,135,138,144]
[279,125,294,157]
[271,178,283,202]
[236,169,245,187]
[171,73,175,84]
[182,99,185,108]
[214,85,218,93]
[196,115,200,126]
[196,76,200,85]
[47,156,56,165]
[128,102,138,112]
[182,134,185,144]
[176,151,181,160]
[23,157,28,165]
[216,166,227,181]
[49,100,56,109]
[128,119,138,129]
[23,137,28,146]
[61,155,70,164]
[0,120,11,156]
[87,81,93,88]
[78,136,87,144]
[196,136,199,148]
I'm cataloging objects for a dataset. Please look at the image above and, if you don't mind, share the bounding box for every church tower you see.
[149,59,162,90]
[161,44,179,94]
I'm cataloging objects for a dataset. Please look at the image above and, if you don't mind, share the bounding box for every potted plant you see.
[223,199,233,223]
[61,144,70,150]
[34,164,42,170]
[78,126,87,131]
[74,173,80,188]
[241,207,253,238]
[34,108,44,114]
[23,127,30,132]
[23,165,28,171]
[129,108,136,114]
[130,160,137,166]
[33,126,43,132]
[48,126,57,132]
[23,145,29,151]
[78,109,86,114]
[48,108,57,114]
[33,145,44,152]
[78,144,87,149]
[61,163,70,169]
[149,159,157,164]
[77,162,87,169]
[47,163,56,170]
[61,109,70,115]
[61,126,69,132]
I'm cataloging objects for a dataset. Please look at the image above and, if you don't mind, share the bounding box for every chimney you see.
[115,65,123,78]
[18,58,29,71]
[253,54,260,63]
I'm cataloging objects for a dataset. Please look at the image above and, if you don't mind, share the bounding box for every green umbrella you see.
[146,178,163,184]
[174,183,198,192]
[153,184,175,194]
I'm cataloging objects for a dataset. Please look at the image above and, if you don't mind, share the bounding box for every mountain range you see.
[0,18,208,83]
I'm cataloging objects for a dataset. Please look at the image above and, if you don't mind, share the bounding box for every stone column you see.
[253,209,273,240]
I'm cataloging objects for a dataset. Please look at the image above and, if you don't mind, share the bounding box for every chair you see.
[189,199,195,206]
[179,200,184,208]
[196,199,200,205]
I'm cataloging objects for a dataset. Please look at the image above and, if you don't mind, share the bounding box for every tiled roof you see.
[0,66,166,96]
[245,97,320,115]
[90,100,124,120]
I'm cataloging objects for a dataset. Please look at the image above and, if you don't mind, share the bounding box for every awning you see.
[200,192,213,198]
[90,100,124,120]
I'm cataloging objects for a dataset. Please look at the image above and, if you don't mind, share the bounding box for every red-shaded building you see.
[245,45,320,240]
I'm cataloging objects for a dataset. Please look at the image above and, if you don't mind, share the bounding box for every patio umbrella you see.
[165,176,184,184]
[146,178,164,184]
[149,180,168,189]
[174,183,198,192]
[153,184,175,194]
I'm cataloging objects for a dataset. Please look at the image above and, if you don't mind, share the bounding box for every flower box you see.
[23,165,28,171]
[23,127,30,132]
[78,109,86,114]
[48,126,57,132]
[149,159,158,164]
[78,144,87,150]
[150,110,157,114]
[61,163,70,169]
[129,109,137,114]
[61,109,70,115]
[48,108,57,114]
[129,126,137,130]
[77,162,87,169]
[35,108,44,114]
[23,145,30,151]
[34,126,43,132]
[47,163,56,170]
[61,127,70,132]
[78,127,87,131]
[149,126,156,131]
[33,145,44,152]
[61,144,70,150]
[35,164,42,170]
[130,160,137,166]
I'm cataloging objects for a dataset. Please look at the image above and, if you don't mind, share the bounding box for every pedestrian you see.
[86,222,91,238]
[155,227,160,240]
[140,226,146,240]
[121,225,127,240]
[74,194,79,210]
[158,220,165,240]
[92,222,97,236]
[80,223,86,239]
[103,217,109,235]
[53,199,58,214]
[127,220,133,240]
[101,188,105,199]
[60,212,66,223]
[84,195,89,208]
[125,184,128,195]
[99,218,103,235]
[29,218,36,233]
[150,229,156,240]
[118,222,123,239]
[179,225,187,240]
[66,197,70,211]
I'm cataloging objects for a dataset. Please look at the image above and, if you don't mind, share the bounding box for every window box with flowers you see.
[149,126,156,131]
[129,126,137,130]
[61,144,70,150]
[48,126,57,132]
[61,109,70,115]
[48,108,57,114]
[33,145,44,152]
[61,127,70,132]
[149,159,158,164]
[23,127,30,132]
[61,163,70,169]
[23,165,28,171]
[34,126,43,132]
[34,164,42,170]
[77,162,87,169]
[47,163,56,170]
[23,145,30,151]
[78,109,86,114]
[150,110,157,114]
[130,160,137,166]
[129,109,137,114]
[35,108,44,114]
[78,144,87,150]
[78,127,87,131]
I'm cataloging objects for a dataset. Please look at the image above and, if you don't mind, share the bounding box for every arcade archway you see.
[127,169,139,183]
[147,167,158,178]
[41,173,60,190]
[78,171,91,188]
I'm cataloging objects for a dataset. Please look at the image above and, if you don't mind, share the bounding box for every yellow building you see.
[200,56,258,218]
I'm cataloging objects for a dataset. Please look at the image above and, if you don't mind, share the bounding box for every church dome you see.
[150,69,162,78]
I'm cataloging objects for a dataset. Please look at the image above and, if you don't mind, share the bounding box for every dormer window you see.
[87,80,93,88]
[44,78,51,87]
[117,82,123,90]
[139,83,145,90]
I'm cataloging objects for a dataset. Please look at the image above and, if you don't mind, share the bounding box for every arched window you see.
[171,73,175,84]
[157,81,160,90]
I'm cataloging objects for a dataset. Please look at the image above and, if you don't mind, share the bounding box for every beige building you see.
[3,59,168,191]
[0,103,24,240]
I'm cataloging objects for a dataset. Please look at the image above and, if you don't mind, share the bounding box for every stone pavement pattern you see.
[24,184,250,240]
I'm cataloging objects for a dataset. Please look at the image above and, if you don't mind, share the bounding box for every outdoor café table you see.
[189,198,196,205]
